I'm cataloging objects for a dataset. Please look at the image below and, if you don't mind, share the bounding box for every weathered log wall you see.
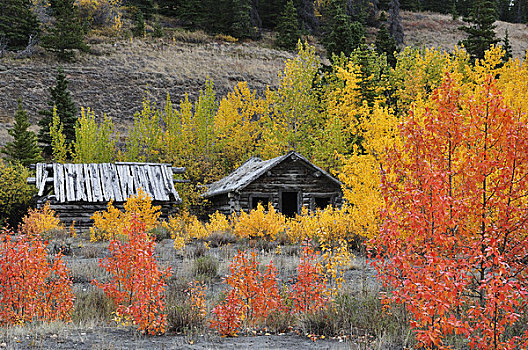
[207,157,342,215]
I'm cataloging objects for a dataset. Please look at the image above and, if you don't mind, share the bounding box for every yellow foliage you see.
[90,188,161,241]
[205,211,232,235]
[19,203,65,238]
[163,210,210,250]
[288,206,354,244]
[233,203,286,241]
[321,240,350,297]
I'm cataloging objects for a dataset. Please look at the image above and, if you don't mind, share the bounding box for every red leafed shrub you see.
[290,242,328,314]
[0,229,74,325]
[210,245,331,337]
[93,218,172,335]
[210,250,282,336]
[373,74,528,348]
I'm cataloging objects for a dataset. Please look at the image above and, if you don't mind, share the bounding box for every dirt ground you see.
[0,327,368,350]
[0,234,395,350]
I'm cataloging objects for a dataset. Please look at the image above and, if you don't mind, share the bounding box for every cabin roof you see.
[203,151,341,198]
[30,162,182,204]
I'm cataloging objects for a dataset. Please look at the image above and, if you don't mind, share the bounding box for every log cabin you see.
[202,151,343,217]
[27,162,184,230]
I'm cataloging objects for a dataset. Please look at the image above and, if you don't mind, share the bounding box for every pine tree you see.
[375,23,398,67]
[258,0,287,29]
[41,0,89,61]
[127,0,154,20]
[456,0,474,17]
[275,0,300,50]
[399,0,421,11]
[422,0,451,13]
[322,0,364,57]
[0,0,40,50]
[2,99,42,167]
[502,28,513,61]
[231,0,254,38]
[38,67,78,158]
[459,0,498,61]
[132,9,145,37]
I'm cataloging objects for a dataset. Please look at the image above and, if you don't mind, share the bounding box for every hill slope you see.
[401,11,527,58]
[0,39,292,141]
[0,11,526,144]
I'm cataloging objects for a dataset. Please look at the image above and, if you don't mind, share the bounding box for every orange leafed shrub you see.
[210,250,282,336]
[290,242,328,314]
[210,247,332,337]
[0,229,75,326]
[93,219,172,335]
[19,203,65,238]
[91,188,161,241]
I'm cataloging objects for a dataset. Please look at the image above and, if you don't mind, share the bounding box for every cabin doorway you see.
[281,191,299,217]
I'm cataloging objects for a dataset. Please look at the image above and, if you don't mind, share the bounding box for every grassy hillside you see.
[401,10,527,58]
[0,37,292,142]
[0,10,526,144]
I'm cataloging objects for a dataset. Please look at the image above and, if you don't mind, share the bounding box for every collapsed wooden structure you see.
[28,162,184,229]
[203,151,343,216]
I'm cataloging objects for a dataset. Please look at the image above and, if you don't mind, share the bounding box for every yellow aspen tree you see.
[259,42,322,160]
[73,107,116,163]
[49,106,70,163]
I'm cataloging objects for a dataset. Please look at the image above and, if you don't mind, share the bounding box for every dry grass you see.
[401,10,528,58]
[78,38,292,96]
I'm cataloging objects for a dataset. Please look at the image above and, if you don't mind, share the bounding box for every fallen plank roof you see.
[29,162,183,203]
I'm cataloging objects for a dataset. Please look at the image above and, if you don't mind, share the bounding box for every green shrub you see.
[0,161,36,228]
[192,255,218,280]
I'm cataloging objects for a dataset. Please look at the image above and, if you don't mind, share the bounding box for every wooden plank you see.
[83,164,93,202]
[101,163,114,202]
[53,164,63,203]
[90,163,104,202]
[132,165,148,198]
[159,165,171,196]
[36,163,43,191]
[165,166,180,201]
[116,162,172,166]
[38,169,48,196]
[139,165,153,198]
[171,167,186,174]
[75,164,87,202]
[146,165,162,201]
[153,166,169,201]
[109,164,123,202]
[116,165,129,198]
[64,164,75,202]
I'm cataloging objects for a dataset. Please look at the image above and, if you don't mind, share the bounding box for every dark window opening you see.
[251,196,270,210]
[314,196,331,210]
[281,191,299,217]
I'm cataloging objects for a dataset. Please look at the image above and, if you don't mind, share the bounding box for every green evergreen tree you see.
[38,67,78,157]
[375,23,398,67]
[322,0,364,57]
[0,0,40,50]
[132,9,145,37]
[423,0,451,13]
[258,0,287,28]
[459,0,498,61]
[502,28,513,61]
[456,0,474,17]
[127,0,154,20]
[2,99,42,167]
[399,0,421,11]
[231,0,254,38]
[41,0,88,61]
[275,0,300,50]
